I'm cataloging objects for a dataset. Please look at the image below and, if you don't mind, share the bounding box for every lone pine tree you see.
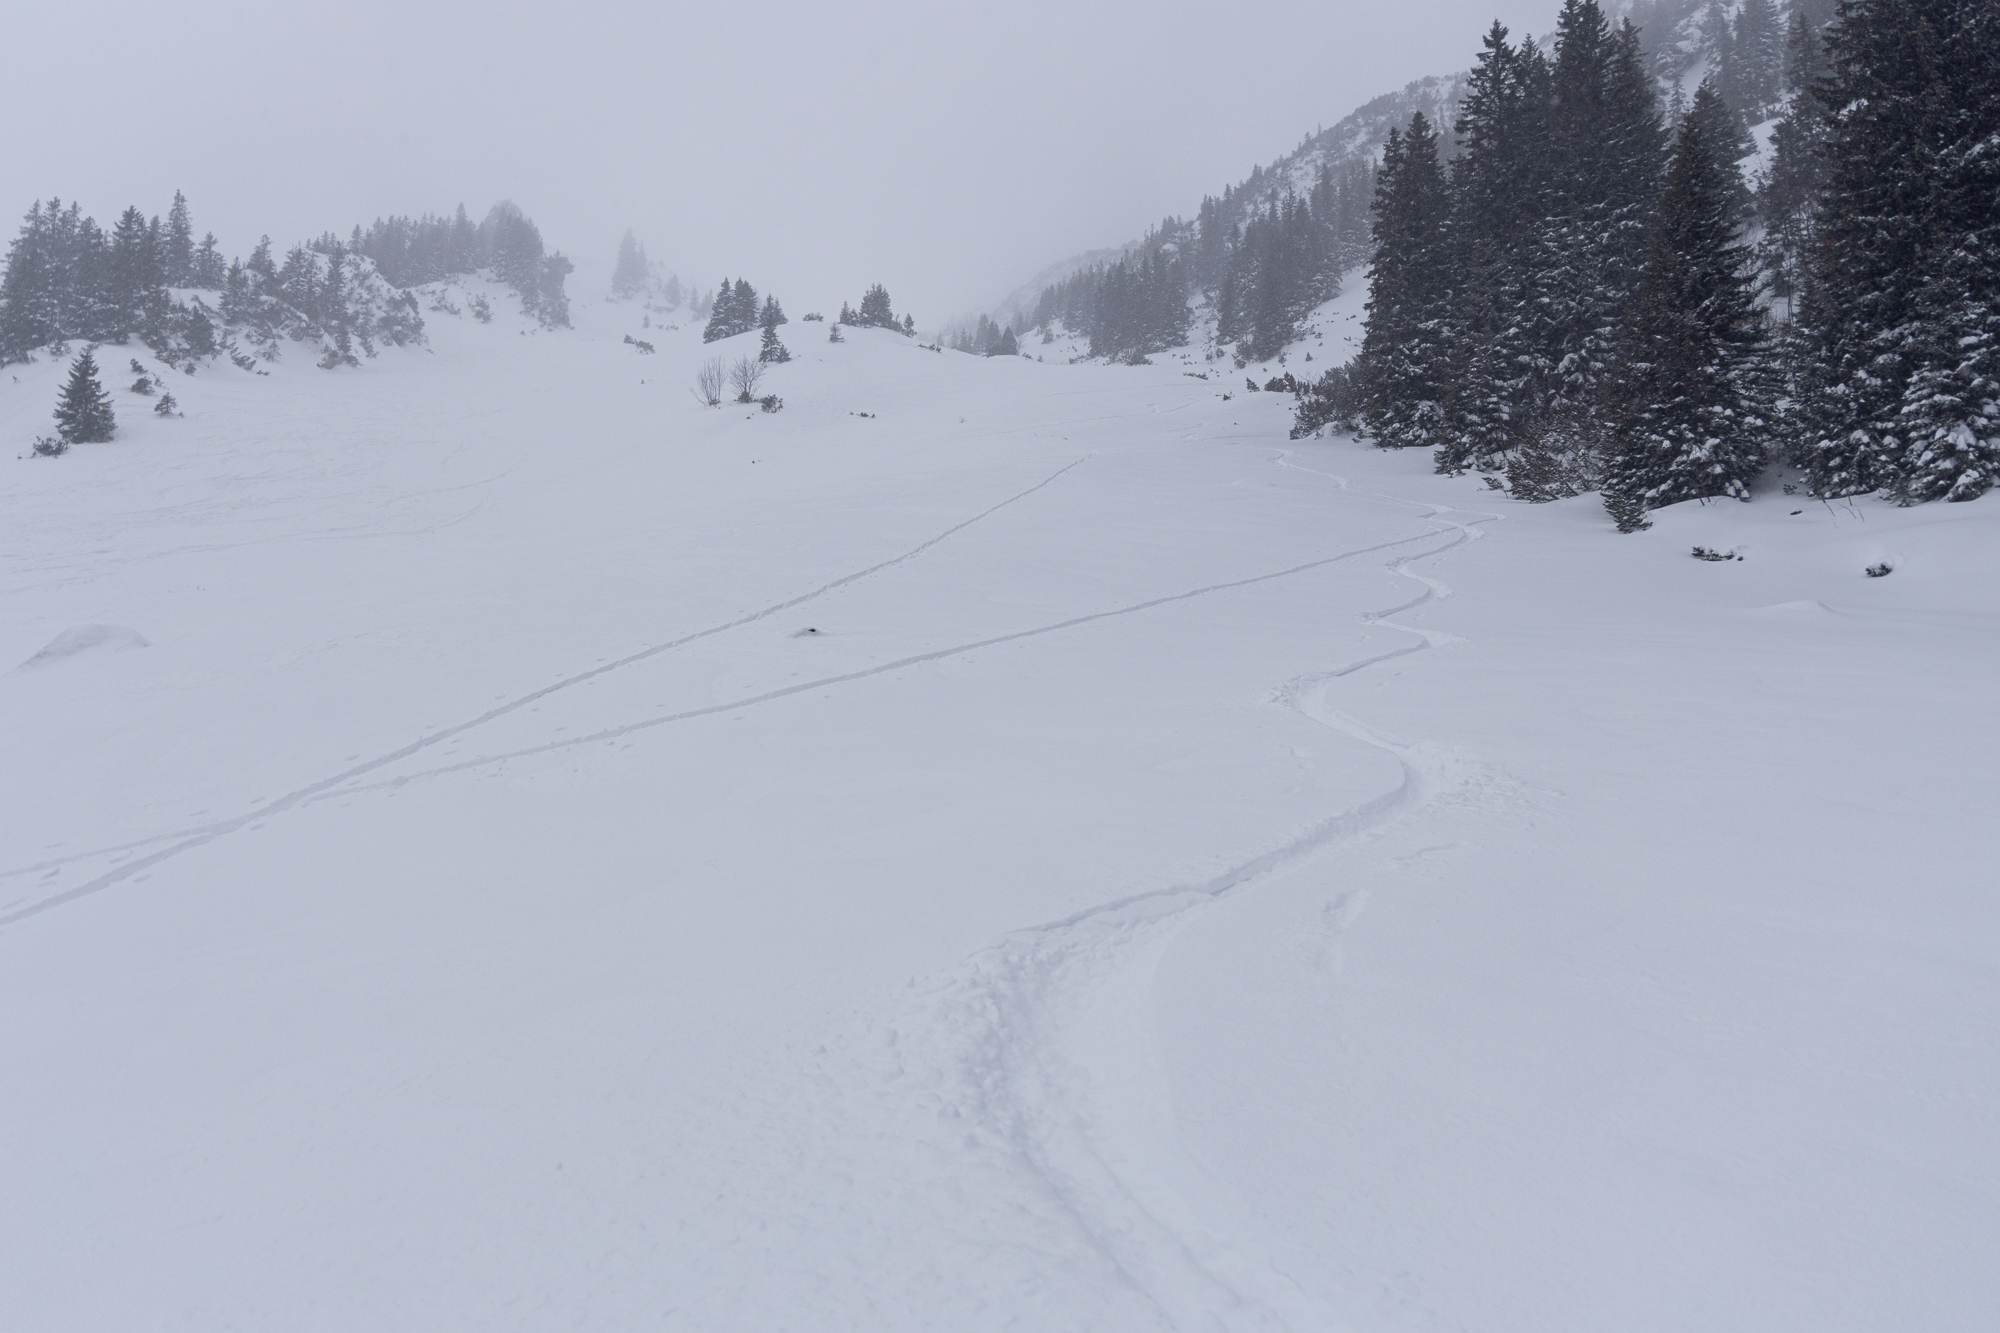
[757,304,791,363]
[54,346,117,443]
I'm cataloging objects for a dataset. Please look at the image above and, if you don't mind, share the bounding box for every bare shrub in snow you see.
[730,357,765,403]
[692,358,725,407]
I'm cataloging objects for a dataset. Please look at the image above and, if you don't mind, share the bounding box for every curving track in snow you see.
[868,466,1499,1330]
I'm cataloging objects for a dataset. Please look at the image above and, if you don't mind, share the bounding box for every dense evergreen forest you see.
[1331,0,1996,516]
[0,197,574,370]
[1003,0,1992,512]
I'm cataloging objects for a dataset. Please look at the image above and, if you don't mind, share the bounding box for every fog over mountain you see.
[1,0,1558,318]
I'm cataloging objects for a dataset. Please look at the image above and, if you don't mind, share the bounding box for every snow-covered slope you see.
[3,300,1995,1332]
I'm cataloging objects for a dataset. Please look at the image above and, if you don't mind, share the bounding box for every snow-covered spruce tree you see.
[1604,109,1773,517]
[478,202,569,327]
[1889,0,2000,501]
[1435,23,1555,472]
[53,346,116,443]
[164,191,194,287]
[703,278,760,342]
[107,206,165,344]
[759,295,786,328]
[1731,0,1788,115]
[1794,0,2000,502]
[1757,21,1832,316]
[757,301,791,363]
[192,232,226,289]
[537,252,574,329]
[1683,76,1757,222]
[611,230,648,299]
[855,284,904,331]
[1355,114,1454,450]
[1535,7,1667,435]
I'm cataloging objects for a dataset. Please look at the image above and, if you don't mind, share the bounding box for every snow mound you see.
[15,624,150,670]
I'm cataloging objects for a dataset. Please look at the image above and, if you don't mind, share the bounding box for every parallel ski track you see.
[1,455,1091,925]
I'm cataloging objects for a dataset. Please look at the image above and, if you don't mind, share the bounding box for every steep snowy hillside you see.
[3,299,1995,1332]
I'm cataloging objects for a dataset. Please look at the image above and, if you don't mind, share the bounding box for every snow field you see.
[2,285,1995,1331]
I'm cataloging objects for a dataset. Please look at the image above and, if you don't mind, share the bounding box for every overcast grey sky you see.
[3,0,1561,321]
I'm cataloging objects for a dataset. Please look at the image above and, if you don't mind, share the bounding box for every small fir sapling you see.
[828,323,844,343]
[53,347,116,443]
[154,392,178,416]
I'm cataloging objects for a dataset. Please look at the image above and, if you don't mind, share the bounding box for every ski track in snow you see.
[0,455,1091,926]
[305,527,1459,803]
[868,463,1499,1331]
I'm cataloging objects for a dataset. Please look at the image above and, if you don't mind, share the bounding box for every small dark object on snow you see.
[1245,377,1260,392]
[790,626,819,638]
[759,394,783,413]
[1866,562,1893,578]
[623,335,656,354]
[1691,546,1740,561]
[1790,510,1804,515]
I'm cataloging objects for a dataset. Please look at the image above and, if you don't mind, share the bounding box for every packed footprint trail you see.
[4,299,1996,1333]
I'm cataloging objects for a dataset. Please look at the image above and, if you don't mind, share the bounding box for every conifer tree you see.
[1684,78,1756,222]
[1357,115,1454,449]
[1436,24,1555,469]
[1535,4,1667,427]
[1606,113,1772,515]
[164,191,194,287]
[1794,0,2000,500]
[108,206,161,341]
[1732,0,1787,112]
[757,299,791,363]
[53,346,116,443]
[611,230,648,298]
[857,284,896,329]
